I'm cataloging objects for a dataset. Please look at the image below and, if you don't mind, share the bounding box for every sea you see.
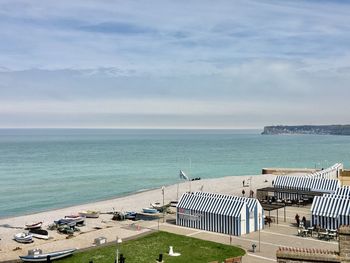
[1,129,350,218]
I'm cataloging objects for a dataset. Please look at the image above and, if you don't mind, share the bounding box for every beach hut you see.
[193,192,264,233]
[176,192,264,236]
[311,195,350,230]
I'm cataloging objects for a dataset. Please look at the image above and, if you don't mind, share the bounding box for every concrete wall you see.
[262,168,317,175]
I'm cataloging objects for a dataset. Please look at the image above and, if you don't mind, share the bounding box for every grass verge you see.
[57,231,245,262]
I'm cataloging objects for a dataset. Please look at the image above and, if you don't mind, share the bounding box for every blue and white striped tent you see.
[193,192,264,233]
[176,192,264,236]
[306,163,343,179]
[273,176,340,200]
[335,186,350,196]
[311,195,350,230]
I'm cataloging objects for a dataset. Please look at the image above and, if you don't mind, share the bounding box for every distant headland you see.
[262,125,350,135]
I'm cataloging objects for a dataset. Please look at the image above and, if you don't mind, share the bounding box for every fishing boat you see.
[14,232,33,243]
[78,210,100,218]
[125,211,137,220]
[28,229,49,240]
[64,215,85,225]
[151,202,162,210]
[25,222,42,230]
[142,208,158,214]
[19,248,76,262]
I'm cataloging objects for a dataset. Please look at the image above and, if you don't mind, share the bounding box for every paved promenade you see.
[150,204,339,262]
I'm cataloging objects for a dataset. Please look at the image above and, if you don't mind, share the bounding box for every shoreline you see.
[0,173,266,220]
[0,173,277,261]
[0,186,159,221]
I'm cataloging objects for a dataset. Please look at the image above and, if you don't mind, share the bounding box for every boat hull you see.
[19,248,76,262]
[142,208,158,214]
[25,222,42,230]
[14,233,33,243]
[78,211,100,218]
[29,229,49,240]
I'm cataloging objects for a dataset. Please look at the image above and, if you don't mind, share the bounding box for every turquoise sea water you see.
[1,129,350,218]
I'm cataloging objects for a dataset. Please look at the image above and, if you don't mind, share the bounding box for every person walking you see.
[295,213,300,227]
[242,180,245,187]
[242,189,245,197]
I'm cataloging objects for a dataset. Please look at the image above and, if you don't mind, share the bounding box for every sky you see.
[1,0,350,128]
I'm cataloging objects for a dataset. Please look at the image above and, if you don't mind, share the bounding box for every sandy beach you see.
[0,174,276,262]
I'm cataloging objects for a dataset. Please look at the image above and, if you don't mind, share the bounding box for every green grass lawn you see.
[57,231,245,263]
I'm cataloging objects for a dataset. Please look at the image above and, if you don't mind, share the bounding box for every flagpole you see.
[177,181,179,201]
[189,158,192,193]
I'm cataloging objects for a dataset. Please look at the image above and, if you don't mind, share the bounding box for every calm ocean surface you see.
[1,129,350,218]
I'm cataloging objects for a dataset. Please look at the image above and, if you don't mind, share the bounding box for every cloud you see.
[0,0,350,127]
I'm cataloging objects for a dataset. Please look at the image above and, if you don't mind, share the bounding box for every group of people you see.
[295,214,307,228]
[241,189,255,198]
[241,180,254,197]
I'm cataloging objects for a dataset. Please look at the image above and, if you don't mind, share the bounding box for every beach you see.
[0,173,276,261]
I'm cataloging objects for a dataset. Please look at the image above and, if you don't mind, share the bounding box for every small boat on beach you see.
[125,211,137,220]
[14,232,33,243]
[28,229,49,240]
[78,210,100,218]
[64,215,85,225]
[25,222,42,230]
[142,208,158,214]
[151,202,171,211]
[19,248,76,262]
[151,202,162,210]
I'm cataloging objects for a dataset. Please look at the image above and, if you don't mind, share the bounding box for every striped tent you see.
[311,195,350,230]
[176,192,264,236]
[306,163,343,179]
[193,192,263,233]
[273,176,339,200]
[335,186,350,196]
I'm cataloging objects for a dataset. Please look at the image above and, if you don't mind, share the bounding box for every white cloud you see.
[0,0,350,127]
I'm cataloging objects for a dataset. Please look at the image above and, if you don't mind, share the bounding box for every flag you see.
[179,170,189,180]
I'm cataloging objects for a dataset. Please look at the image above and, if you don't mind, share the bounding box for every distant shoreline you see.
[262,125,350,136]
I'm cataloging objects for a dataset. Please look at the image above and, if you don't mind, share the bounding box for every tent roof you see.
[311,196,350,218]
[178,193,246,217]
[273,176,339,193]
[193,192,260,212]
